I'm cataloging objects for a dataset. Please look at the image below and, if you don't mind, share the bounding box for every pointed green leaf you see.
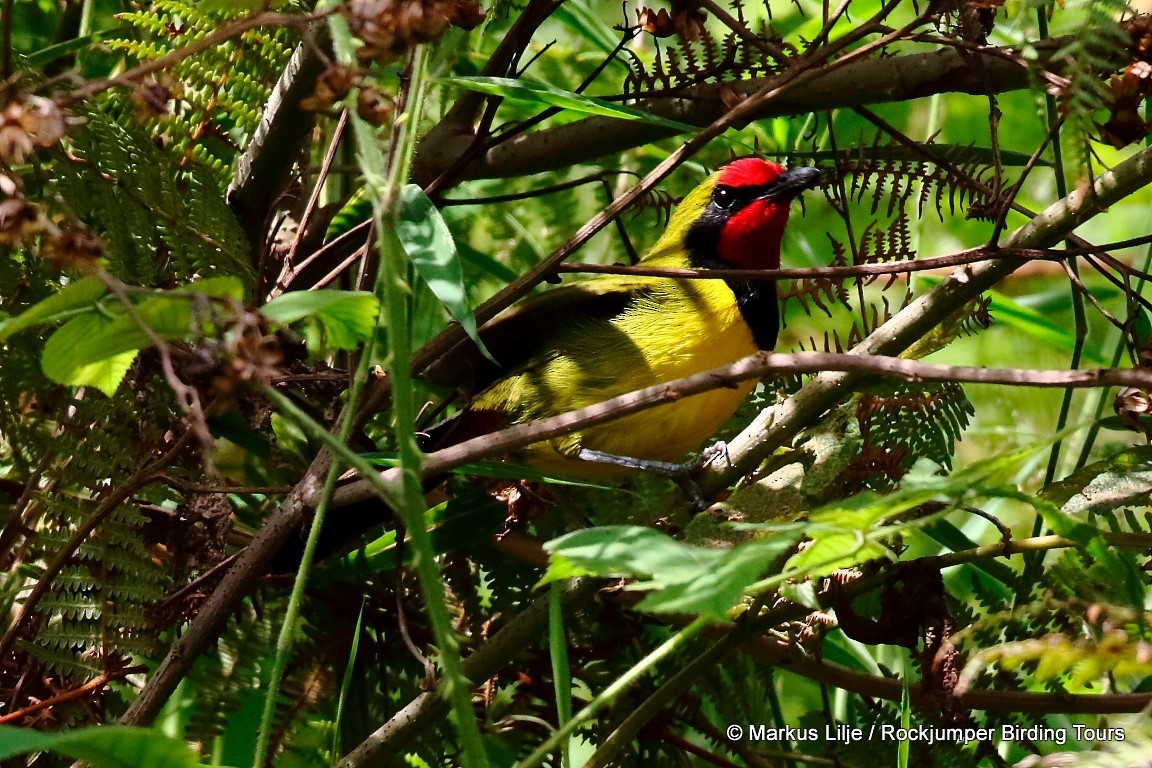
[262,290,379,352]
[398,184,495,363]
[441,76,694,132]
[40,313,141,396]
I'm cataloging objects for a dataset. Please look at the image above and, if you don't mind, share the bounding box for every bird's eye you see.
[713,185,735,209]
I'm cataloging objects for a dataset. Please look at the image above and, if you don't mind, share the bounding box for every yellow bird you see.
[426,158,821,481]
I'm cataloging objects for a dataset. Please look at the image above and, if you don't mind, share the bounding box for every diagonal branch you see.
[700,142,1152,494]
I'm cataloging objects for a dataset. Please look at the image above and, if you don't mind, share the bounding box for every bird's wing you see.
[421,275,660,395]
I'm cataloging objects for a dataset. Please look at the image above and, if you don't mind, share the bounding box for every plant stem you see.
[549,583,573,768]
[513,618,709,768]
[329,15,490,766]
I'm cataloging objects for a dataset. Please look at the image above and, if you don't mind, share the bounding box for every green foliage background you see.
[3,1,1152,767]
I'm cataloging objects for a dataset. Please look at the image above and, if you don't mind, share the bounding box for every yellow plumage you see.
[467,173,760,480]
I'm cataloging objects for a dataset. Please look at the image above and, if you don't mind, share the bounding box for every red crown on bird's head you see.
[716,157,787,189]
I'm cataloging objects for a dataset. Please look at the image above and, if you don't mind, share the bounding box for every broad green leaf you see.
[779,489,942,578]
[636,537,799,620]
[34,277,243,395]
[262,290,379,352]
[0,724,199,768]
[184,275,246,301]
[542,526,722,585]
[1044,445,1152,516]
[441,76,694,132]
[0,276,106,342]
[40,313,142,396]
[398,184,495,363]
[543,526,802,620]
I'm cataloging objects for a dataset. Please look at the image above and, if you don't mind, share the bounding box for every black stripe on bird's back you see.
[422,287,649,395]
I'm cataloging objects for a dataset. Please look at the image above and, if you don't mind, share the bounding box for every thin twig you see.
[0,665,147,724]
[330,351,1152,509]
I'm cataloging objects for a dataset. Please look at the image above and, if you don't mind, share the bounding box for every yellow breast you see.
[472,265,761,481]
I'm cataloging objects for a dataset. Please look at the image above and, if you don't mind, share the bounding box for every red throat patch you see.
[715,159,792,269]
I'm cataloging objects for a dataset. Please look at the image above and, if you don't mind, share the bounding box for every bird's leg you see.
[576,442,728,509]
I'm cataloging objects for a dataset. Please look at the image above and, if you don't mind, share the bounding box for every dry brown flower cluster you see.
[1100,16,1152,148]
[0,174,104,270]
[0,95,69,165]
[636,0,706,40]
[0,95,102,270]
[300,64,393,125]
[342,0,485,63]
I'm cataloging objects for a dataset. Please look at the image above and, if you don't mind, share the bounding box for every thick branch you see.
[118,454,331,726]
[416,40,1061,183]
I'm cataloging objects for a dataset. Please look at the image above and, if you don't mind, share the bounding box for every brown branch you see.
[0,665,147,724]
[119,454,332,725]
[330,351,1152,508]
[553,245,1041,281]
[415,38,1066,183]
[752,641,1152,714]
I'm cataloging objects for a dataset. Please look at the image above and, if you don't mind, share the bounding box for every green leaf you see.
[40,313,141,396]
[542,526,720,584]
[440,76,694,132]
[34,276,244,395]
[542,526,802,620]
[262,290,379,353]
[183,275,246,302]
[0,276,107,342]
[398,184,495,363]
[0,724,199,768]
[780,489,941,578]
[636,538,798,620]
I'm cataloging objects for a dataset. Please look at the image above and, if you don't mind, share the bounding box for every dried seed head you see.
[133,81,176,118]
[343,0,484,62]
[0,96,69,163]
[209,321,285,402]
[637,7,675,37]
[44,229,104,273]
[0,177,44,246]
[301,65,361,112]
[356,86,393,126]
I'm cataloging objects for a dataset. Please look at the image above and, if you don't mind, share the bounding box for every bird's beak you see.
[760,166,822,201]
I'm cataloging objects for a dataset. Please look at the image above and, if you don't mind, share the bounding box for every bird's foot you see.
[576,442,728,510]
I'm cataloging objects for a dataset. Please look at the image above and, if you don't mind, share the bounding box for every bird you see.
[422,158,822,482]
